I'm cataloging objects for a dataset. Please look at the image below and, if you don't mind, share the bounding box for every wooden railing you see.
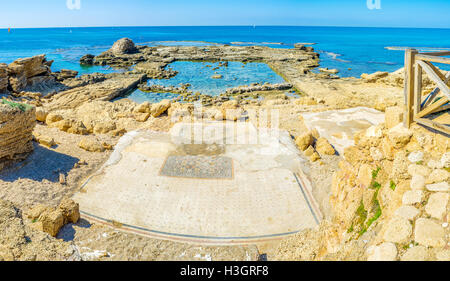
[404,49,450,135]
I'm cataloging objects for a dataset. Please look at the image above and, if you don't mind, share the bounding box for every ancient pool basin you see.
[74,122,322,245]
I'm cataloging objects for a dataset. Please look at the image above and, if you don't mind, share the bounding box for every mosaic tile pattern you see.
[160,155,233,179]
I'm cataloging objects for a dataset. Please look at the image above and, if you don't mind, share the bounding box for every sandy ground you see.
[0,124,114,209]
[0,122,264,261]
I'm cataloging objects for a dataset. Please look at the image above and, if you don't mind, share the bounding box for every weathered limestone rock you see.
[414,218,446,247]
[80,54,95,65]
[357,164,373,189]
[110,38,138,55]
[310,152,321,162]
[38,209,64,237]
[58,198,80,224]
[304,146,315,157]
[67,121,89,135]
[407,151,424,163]
[410,175,426,190]
[0,103,35,170]
[134,112,151,122]
[33,133,56,148]
[394,206,420,221]
[315,138,336,155]
[134,101,151,114]
[425,192,449,220]
[408,164,431,178]
[46,73,145,110]
[441,152,450,169]
[427,159,443,169]
[57,69,78,80]
[390,151,410,180]
[383,217,412,243]
[402,190,423,205]
[151,99,171,118]
[370,147,384,161]
[387,124,413,149]
[0,63,8,92]
[426,182,449,192]
[380,138,395,160]
[7,55,56,93]
[93,121,117,134]
[319,68,339,74]
[45,112,63,125]
[48,119,71,132]
[343,146,368,166]
[366,243,397,261]
[295,131,314,151]
[27,199,80,237]
[401,246,431,261]
[35,107,48,122]
[426,169,449,184]
[211,74,223,79]
[361,71,389,82]
[217,100,243,121]
[78,138,106,152]
[1,200,76,261]
[384,106,403,129]
[59,173,66,185]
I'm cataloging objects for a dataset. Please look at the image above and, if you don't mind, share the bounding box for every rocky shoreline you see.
[0,38,448,261]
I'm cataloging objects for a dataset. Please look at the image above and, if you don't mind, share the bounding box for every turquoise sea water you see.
[125,61,285,101]
[153,61,284,94]
[1,26,450,78]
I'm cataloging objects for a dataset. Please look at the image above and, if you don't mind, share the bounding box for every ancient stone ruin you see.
[0,101,36,170]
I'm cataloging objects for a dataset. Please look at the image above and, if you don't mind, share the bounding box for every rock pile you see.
[0,200,79,261]
[0,101,36,170]
[27,198,80,237]
[295,127,336,162]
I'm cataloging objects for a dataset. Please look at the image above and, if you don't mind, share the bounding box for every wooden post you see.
[404,49,418,128]
[414,62,422,116]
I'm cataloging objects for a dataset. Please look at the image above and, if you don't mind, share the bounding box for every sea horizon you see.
[2,25,450,30]
[1,25,450,77]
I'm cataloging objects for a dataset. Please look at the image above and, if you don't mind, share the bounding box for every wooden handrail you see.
[418,51,450,56]
[416,54,450,64]
[404,48,449,135]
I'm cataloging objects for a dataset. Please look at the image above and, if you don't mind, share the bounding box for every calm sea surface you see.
[1,26,449,77]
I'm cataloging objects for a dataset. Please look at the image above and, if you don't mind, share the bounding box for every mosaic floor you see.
[74,122,321,245]
[160,155,233,179]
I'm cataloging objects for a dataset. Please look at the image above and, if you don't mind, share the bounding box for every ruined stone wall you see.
[274,107,449,261]
[0,103,36,170]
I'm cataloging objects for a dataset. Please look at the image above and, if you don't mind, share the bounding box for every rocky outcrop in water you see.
[225,82,292,95]
[110,38,138,55]
[0,55,67,95]
[0,101,35,170]
[79,54,95,65]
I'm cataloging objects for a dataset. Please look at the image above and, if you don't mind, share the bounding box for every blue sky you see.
[0,0,449,28]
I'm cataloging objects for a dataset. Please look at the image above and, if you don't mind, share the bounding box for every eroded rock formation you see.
[0,102,35,170]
